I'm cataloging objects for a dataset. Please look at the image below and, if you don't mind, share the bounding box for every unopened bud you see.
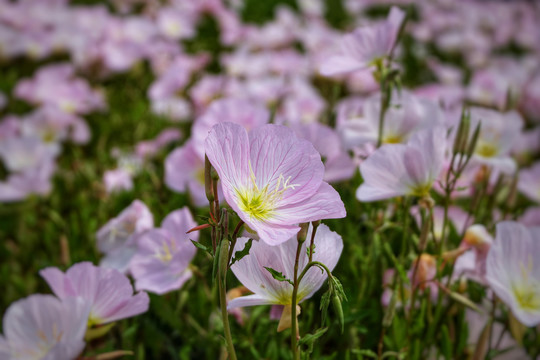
[297,223,309,243]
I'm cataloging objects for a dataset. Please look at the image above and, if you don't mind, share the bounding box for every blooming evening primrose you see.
[129,207,199,295]
[0,295,90,360]
[319,6,405,76]
[205,122,346,246]
[486,221,540,327]
[228,224,342,309]
[40,262,149,326]
[356,126,446,201]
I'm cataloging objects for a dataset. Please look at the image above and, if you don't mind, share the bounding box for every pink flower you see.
[164,140,208,207]
[129,207,199,295]
[486,221,540,327]
[40,262,149,326]
[518,162,540,204]
[319,6,405,76]
[205,122,346,245]
[467,108,523,174]
[103,168,134,193]
[291,123,355,183]
[337,90,444,148]
[96,200,154,273]
[454,225,493,285]
[192,97,270,159]
[357,127,447,201]
[0,295,90,360]
[228,224,342,309]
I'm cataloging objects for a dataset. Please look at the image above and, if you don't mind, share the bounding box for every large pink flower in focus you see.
[205,122,346,246]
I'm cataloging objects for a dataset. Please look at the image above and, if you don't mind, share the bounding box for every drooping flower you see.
[129,207,199,295]
[228,224,342,309]
[356,127,447,201]
[95,200,154,272]
[486,221,540,327]
[0,295,90,360]
[40,262,149,326]
[319,6,405,76]
[454,224,493,285]
[205,122,346,245]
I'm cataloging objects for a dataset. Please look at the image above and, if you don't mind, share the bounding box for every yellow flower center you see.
[155,240,176,263]
[475,140,497,158]
[236,163,298,222]
[512,258,540,311]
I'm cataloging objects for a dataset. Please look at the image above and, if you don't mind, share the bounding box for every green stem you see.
[291,239,304,360]
[218,238,237,360]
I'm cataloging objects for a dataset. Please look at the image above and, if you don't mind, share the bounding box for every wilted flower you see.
[454,224,493,285]
[96,200,154,272]
[0,295,90,360]
[40,262,149,326]
[130,207,199,295]
[357,127,446,201]
[486,221,540,327]
[319,6,405,76]
[205,122,345,245]
[228,224,342,309]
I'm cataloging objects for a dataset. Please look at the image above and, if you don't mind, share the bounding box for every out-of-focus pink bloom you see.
[135,128,182,159]
[337,90,444,148]
[193,98,270,159]
[164,140,208,207]
[96,200,154,273]
[319,6,405,76]
[156,7,196,40]
[486,221,540,327]
[454,225,493,285]
[21,106,90,145]
[520,207,540,227]
[511,128,540,164]
[0,162,56,203]
[357,127,447,201]
[151,97,192,122]
[40,262,149,326]
[520,73,540,124]
[228,224,342,309]
[518,162,540,204]
[0,137,58,173]
[410,205,470,240]
[278,77,325,124]
[467,107,523,174]
[103,168,134,193]
[189,75,226,112]
[0,295,90,360]
[205,122,345,245]
[291,123,355,183]
[465,307,528,359]
[130,207,198,295]
[382,254,439,308]
[15,63,105,114]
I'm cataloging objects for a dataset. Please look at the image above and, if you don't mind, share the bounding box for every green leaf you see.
[299,327,328,354]
[263,267,294,286]
[441,324,452,360]
[191,240,212,256]
[352,349,378,358]
[230,238,253,266]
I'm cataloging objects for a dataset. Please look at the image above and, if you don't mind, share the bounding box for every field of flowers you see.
[1,0,540,359]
